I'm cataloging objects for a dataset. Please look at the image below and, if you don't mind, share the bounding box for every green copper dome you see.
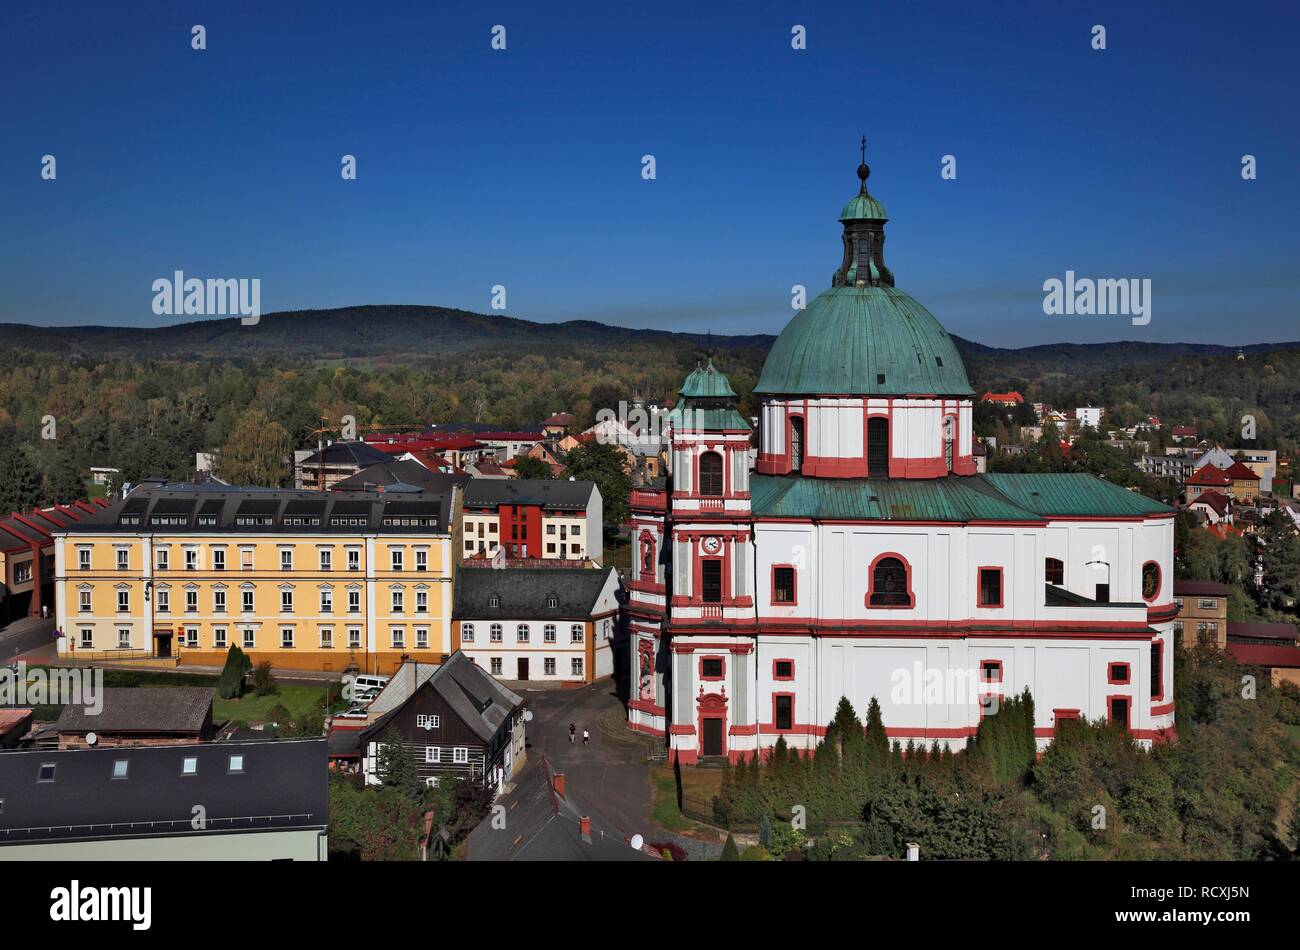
[754,284,974,396]
[840,192,887,221]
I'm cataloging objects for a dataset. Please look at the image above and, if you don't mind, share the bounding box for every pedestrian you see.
[41,604,49,619]
[569,723,576,744]
[583,729,590,747]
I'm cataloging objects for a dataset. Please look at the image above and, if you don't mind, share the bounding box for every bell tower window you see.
[789,418,804,474]
[943,416,955,473]
[867,417,889,478]
[699,452,724,496]
[701,560,723,603]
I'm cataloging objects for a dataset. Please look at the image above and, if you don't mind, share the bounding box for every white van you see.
[349,674,389,701]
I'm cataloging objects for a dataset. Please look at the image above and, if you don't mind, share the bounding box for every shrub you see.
[252,660,278,697]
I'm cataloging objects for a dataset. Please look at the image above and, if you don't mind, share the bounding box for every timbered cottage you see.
[359,651,526,794]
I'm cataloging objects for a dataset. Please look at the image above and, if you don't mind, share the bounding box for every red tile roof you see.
[1222,461,1260,480]
[1188,465,1232,487]
[1227,621,1299,643]
[1225,642,1300,669]
[980,391,1024,404]
[1173,580,1230,596]
[1191,490,1231,515]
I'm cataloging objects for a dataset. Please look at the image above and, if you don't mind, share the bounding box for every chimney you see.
[579,816,591,840]
[553,772,566,798]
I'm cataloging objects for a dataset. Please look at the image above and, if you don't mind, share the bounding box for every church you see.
[626,149,1177,763]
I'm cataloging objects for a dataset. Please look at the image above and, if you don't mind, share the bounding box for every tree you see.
[252,660,278,697]
[0,445,42,513]
[216,406,292,487]
[511,455,553,480]
[216,645,252,699]
[376,725,423,802]
[42,449,86,505]
[720,833,740,861]
[562,441,632,529]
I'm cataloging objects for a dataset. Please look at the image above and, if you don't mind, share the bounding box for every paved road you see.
[0,617,56,663]
[519,679,655,844]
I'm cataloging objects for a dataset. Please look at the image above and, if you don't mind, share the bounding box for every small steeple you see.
[833,137,894,289]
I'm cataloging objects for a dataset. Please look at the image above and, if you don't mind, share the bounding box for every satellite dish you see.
[523,710,534,722]
[85,732,98,746]
[630,833,644,850]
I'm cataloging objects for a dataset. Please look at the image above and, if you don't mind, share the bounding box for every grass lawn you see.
[649,764,724,835]
[211,684,328,724]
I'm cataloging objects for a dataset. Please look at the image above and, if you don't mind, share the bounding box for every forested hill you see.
[1,304,1294,370]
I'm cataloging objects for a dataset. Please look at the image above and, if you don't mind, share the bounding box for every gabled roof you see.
[1227,621,1299,643]
[1187,465,1232,486]
[454,567,618,620]
[331,459,469,494]
[1222,460,1260,480]
[1225,642,1300,669]
[0,738,327,845]
[464,756,655,862]
[362,652,523,746]
[1173,580,1230,596]
[54,687,212,735]
[1191,490,1231,515]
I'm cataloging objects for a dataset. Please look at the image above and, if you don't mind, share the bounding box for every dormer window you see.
[546,594,559,609]
[489,594,500,608]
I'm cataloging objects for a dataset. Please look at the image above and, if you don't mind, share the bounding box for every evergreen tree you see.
[0,445,42,513]
[216,645,252,699]
[376,725,423,801]
[720,833,740,861]
[864,697,889,764]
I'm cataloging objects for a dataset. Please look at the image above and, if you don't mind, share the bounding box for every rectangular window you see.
[185,589,198,613]
[544,624,556,643]
[544,657,557,675]
[1198,598,1218,610]
[79,627,93,648]
[347,549,361,571]
[416,590,428,614]
[242,628,255,649]
[281,627,294,649]
[214,590,226,613]
[320,590,333,613]
[213,548,226,571]
[280,549,293,571]
[491,624,503,643]
[700,657,724,679]
[701,560,723,603]
[78,548,91,570]
[570,624,584,643]
[391,627,405,648]
[117,589,130,613]
[320,626,333,648]
[517,624,530,643]
[242,590,255,613]
[461,622,475,643]
[772,566,796,604]
[348,589,360,613]
[185,549,198,571]
[1151,641,1163,699]
[184,627,198,648]
[79,589,91,612]
[241,548,254,571]
[117,628,131,649]
[1108,662,1130,685]
[116,548,129,570]
[774,694,794,731]
[978,568,1003,607]
[157,548,170,570]
[774,659,794,680]
[391,590,404,613]
[453,747,468,764]
[281,590,293,613]
[490,657,503,676]
[416,627,428,649]
[571,657,584,677]
[425,746,440,764]
[391,549,404,571]
[214,627,227,648]
[348,627,361,649]
[319,549,332,571]
[415,549,428,572]
[980,660,1003,683]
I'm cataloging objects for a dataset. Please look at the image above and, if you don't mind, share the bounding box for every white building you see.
[627,155,1176,763]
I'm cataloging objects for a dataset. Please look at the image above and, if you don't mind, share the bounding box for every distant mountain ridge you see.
[1,304,1296,371]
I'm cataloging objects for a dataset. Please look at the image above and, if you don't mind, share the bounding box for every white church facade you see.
[626,152,1177,763]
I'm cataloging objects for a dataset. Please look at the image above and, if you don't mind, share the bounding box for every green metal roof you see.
[754,284,975,396]
[840,192,888,221]
[666,406,751,432]
[980,473,1173,518]
[751,473,1173,521]
[678,358,737,399]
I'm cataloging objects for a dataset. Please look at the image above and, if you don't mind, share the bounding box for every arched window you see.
[640,535,655,574]
[789,417,805,474]
[942,416,955,473]
[1045,557,1064,586]
[867,417,889,478]
[868,555,912,607]
[699,451,724,496]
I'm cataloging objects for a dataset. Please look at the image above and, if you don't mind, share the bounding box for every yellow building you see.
[52,485,456,675]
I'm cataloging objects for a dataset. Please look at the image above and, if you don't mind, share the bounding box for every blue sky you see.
[2,0,1297,346]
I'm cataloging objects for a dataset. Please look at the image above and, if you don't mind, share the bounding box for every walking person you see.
[583,729,590,747]
[569,723,576,744]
